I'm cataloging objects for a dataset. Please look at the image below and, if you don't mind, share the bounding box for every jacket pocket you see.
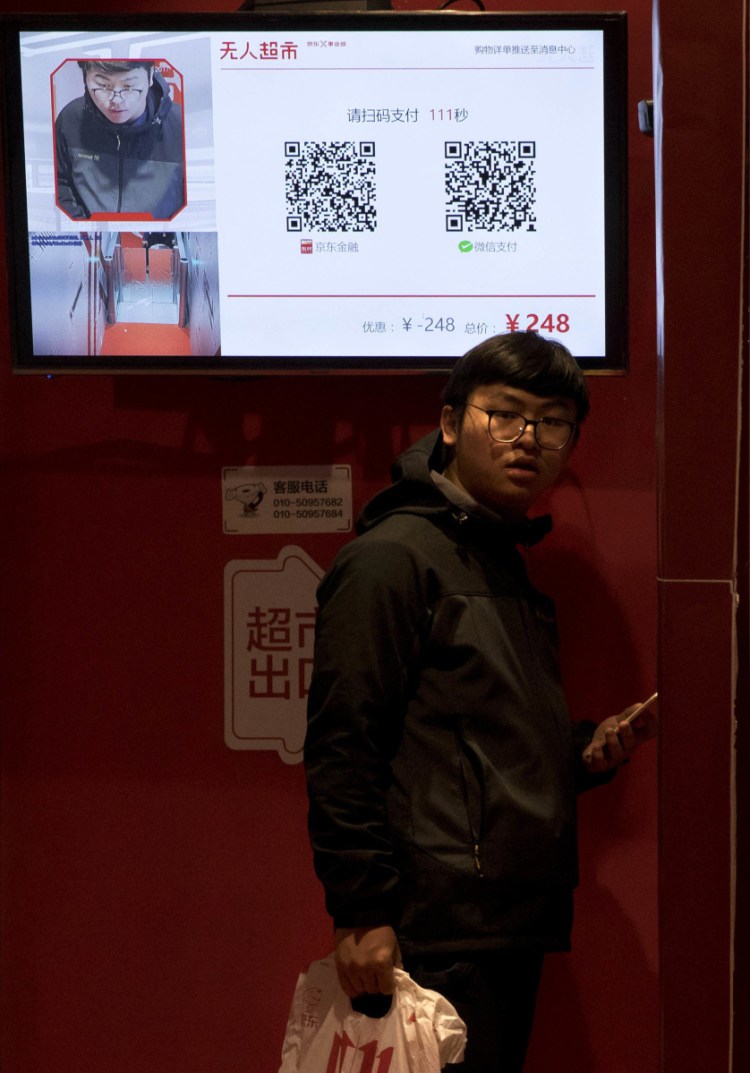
[456,729,484,877]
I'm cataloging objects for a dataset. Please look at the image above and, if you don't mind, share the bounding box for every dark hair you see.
[78,60,154,79]
[441,331,590,423]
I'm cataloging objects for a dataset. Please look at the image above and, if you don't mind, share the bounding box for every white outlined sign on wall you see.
[224,546,323,763]
[222,465,352,534]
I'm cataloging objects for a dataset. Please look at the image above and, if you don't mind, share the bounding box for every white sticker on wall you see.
[222,465,352,533]
[224,546,324,763]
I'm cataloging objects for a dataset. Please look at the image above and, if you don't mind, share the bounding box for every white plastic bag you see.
[278,955,467,1073]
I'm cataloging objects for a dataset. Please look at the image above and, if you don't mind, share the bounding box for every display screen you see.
[0,11,628,374]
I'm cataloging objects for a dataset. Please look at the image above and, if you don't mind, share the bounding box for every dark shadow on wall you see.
[524,518,658,1073]
[526,879,659,1073]
[530,543,652,713]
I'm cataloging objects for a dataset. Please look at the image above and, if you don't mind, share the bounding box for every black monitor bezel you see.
[0,10,628,375]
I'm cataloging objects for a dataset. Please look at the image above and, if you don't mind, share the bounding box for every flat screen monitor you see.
[0,10,628,374]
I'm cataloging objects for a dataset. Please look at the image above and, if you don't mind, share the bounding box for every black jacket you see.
[54,70,185,220]
[305,430,610,956]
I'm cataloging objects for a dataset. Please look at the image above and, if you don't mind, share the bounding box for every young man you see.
[55,60,185,220]
[304,332,656,1072]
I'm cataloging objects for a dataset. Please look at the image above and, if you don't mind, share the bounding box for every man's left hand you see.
[583,701,658,773]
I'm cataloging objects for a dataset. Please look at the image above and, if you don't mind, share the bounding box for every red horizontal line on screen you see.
[227,294,597,299]
[220,67,595,72]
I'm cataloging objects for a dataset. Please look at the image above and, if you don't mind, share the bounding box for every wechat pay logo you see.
[458,240,473,253]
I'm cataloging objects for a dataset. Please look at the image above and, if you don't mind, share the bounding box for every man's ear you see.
[440,405,459,447]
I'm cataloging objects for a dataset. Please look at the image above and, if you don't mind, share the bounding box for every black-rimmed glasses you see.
[465,403,576,450]
[90,87,145,103]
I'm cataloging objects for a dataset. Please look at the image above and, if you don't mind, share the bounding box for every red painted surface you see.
[655,2,745,1072]
[0,2,699,1072]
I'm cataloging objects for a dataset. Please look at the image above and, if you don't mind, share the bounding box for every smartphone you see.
[623,691,658,725]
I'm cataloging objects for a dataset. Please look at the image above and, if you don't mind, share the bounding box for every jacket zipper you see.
[456,737,484,878]
[116,134,124,213]
[472,840,484,877]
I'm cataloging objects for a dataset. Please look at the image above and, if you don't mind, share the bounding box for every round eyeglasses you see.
[90,87,145,103]
[465,403,577,451]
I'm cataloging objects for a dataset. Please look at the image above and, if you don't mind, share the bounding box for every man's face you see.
[440,382,578,521]
[86,67,151,125]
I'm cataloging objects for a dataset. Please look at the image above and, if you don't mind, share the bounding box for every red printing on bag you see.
[326,1031,394,1073]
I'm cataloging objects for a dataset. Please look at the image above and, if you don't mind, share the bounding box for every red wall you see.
[0,3,662,1072]
[656,2,746,1071]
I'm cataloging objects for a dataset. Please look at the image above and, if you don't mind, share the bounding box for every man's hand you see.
[583,700,658,773]
[334,925,402,998]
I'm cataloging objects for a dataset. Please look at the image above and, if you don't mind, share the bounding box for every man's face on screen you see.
[86,67,151,125]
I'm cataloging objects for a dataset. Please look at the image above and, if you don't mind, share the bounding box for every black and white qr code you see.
[444,141,537,233]
[285,141,376,233]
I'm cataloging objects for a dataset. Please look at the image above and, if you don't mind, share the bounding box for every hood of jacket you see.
[83,68,174,137]
[356,429,552,547]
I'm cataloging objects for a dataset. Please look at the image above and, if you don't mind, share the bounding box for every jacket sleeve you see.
[304,537,428,930]
[54,113,90,220]
[570,719,618,792]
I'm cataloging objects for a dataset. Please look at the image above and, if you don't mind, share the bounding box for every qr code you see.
[444,141,537,233]
[285,141,376,232]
